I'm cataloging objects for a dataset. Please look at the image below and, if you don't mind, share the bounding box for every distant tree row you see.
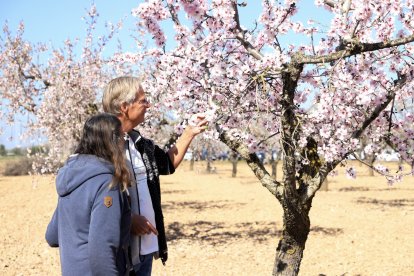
[0,144,48,157]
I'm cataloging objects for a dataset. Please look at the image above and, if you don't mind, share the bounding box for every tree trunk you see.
[368,164,374,176]
[206,146,212,173]
[366,153,376,176]
[412,161,414,176]
[190,156,194,171]
[217,129,315,275]
[206,159,212,173]
[271,160,277,179]
[232,159,237,177]
[273,236,306,276]
[230,151,238,177]
[273,206,310,275]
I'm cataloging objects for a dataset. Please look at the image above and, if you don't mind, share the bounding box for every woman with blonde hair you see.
[103,76,208,275]
[46,113,132,275]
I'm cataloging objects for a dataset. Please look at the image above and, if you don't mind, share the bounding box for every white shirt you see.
[125,134,158,264]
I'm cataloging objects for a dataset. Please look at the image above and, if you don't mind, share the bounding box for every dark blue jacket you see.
[46,154,131,276]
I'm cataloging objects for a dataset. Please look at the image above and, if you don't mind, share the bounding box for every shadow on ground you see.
[311,226,343,235]
[166,221,277,245]
[162,189,189,195]
[356,197,414,207]
[338,186,412,192]
[166,221,342,245]
[338,187,370,192]
[162,200,246,211]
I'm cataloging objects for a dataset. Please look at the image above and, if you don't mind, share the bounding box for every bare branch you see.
[257,131,280,147]
[218,128,283,200]
[324,0,337,8]
[19,71,51,88]
[342,0,352,15]
[231,1,263,60]
[301,171,323,203]
[350,20,360,38]
[235,33,263,60]
[166,2,181,26]
[232,1,241,28]
[233,2,296,60]
[388,93,396,133]
[298,34,414,65]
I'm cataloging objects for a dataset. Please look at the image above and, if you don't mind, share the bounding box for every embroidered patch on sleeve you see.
[104,196,113,208]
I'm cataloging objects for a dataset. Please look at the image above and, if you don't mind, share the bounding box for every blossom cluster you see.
[131,0,414,179]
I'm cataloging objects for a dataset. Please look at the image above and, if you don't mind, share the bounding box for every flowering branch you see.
[351,152,413,183]
[352,77,407,139]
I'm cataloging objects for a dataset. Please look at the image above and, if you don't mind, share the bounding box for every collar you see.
[125,129,142,144]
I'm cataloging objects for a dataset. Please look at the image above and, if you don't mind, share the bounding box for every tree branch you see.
[323,0,336,8]
[257,131,280,147]
[295,137,326,203]
[299,34,414,65]
[218,128,283,200]
[231,2,263,60]
[324,75,408,175]
[351,80,406,139]
[166,2,181,26]
[351,152,412,179]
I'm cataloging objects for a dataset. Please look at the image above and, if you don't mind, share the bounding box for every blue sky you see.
[0,0,331,149]
[1,0,138,47]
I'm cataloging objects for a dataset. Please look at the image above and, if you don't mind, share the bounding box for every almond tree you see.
[130,0,414,274]
[0,5,132,172]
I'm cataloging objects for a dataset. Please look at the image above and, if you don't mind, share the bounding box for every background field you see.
[1,160,413,275]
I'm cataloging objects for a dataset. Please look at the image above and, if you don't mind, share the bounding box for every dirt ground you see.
[1,160,413,276]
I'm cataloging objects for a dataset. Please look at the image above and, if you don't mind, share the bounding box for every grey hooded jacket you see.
[46,154,131,276]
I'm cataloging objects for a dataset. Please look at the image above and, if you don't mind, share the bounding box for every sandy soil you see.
[1,161,413,276]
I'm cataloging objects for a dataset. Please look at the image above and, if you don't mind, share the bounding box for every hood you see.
[56,154,114,196]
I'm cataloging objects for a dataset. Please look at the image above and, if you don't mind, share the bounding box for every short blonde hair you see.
[102,76,142,115]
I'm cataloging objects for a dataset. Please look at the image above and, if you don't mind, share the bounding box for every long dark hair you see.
[74,113,130,191]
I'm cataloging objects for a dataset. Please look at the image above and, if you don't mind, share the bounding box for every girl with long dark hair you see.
[46,113,131,275]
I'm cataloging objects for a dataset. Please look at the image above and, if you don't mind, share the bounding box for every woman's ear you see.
[120,102,129,117]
